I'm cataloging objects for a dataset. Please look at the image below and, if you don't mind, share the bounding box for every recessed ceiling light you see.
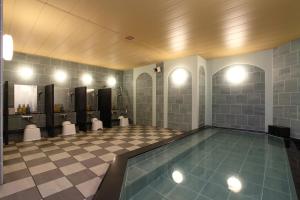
[125,36,135,40]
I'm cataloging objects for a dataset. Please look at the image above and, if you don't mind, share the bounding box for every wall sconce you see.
[171,68,188,87]
[18,66,33,80]
[81,73,93,85]
[2,34,14,61]
[53,70,67,83]
[107,76,117,88]
[54,70,67,83]
[225,65,247,84]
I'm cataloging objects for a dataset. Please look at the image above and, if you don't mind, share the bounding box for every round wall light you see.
[172,170,183,184]
[3,34,14,61]
[225,65,247,85]
[227,176,242,193]
[81,73,93,85]
[54,70,67,83]
[171,68,188,87]
[18,66,33,80]
[107,76,117,88]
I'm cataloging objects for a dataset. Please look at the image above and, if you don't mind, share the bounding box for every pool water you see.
[119,128,298,200]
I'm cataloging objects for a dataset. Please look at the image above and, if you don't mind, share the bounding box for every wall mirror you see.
[87,88,97,111]
[54,87,70,112]
[14,84,37,112]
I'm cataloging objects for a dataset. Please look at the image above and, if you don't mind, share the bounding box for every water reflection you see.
[227,176,242,193]
[172,170,184,184]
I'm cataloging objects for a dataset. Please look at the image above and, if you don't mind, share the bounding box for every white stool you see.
[91,118,103,131]
[23,124,41,142]
[120,118,129,127]
[62,121,76,136]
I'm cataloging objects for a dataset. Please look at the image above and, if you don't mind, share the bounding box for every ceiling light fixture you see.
[2,34,14,61]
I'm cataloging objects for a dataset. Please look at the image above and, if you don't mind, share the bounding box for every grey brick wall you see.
[136,73,153,126]
[212,65,265,131]
[3,52,123,130]
[4,52,123,89]
[156,64,164,127]
[273,39,300,138]
[122,70,133,122]
[168,71,192,131]
[199,66,205,127]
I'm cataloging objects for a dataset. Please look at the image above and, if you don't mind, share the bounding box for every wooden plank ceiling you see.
[4,0,300,69]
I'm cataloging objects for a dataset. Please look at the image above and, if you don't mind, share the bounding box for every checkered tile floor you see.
[0,126,183,200]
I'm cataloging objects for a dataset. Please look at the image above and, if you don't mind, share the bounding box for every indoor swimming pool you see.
[119,129,298,200]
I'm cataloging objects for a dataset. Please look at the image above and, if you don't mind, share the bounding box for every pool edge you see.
[93,126,209,200]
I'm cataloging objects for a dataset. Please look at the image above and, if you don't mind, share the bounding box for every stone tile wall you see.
[273,39,300,138]
[199,66,205,127]
[168,71,192,131]
[136,73,153,126]
[122,70,133,121]
[156,64,164,128]
[3,52,123,130]
[212,65,265,131]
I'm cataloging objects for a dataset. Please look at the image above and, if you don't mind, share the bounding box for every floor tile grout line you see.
[260,135,269,200]
[128,132,218,200]
[3,126,179,200]
[226,135,255,200]
[18,142,44,200]
[193,134,242,200]
[30,135,88,200]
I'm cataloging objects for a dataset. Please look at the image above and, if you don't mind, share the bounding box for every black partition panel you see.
[45,84,55,137]
[98,88,112,128]
[75,87,87,131]
[3,81,8,145]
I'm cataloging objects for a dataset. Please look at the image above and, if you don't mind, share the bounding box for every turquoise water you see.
[120,128,298,200]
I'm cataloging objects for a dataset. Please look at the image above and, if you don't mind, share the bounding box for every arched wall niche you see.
[133,64,157,126]
[212,64,266,131]
[135,73,153,126]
